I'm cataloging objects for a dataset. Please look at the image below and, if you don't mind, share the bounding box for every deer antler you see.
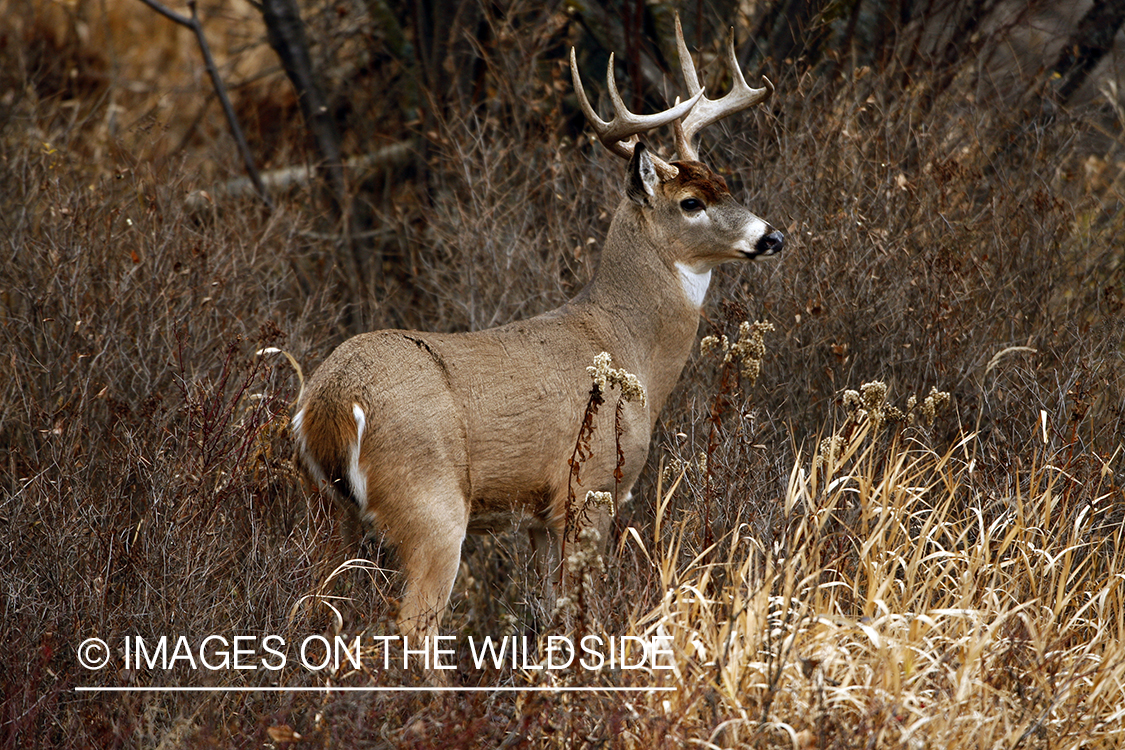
[673,14,773,162]
[570,47,703,179]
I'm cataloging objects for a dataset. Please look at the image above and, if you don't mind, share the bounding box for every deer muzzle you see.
[754,230,784,257]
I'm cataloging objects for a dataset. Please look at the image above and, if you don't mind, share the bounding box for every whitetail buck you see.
[293,16,783,644]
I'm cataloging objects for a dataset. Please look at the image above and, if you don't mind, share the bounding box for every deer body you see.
[294,18,782,642]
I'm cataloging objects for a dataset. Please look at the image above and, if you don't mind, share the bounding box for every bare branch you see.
[135,0,190,25]
[135,0,273,210]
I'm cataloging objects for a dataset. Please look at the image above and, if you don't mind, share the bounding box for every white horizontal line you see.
[75,686,676,693]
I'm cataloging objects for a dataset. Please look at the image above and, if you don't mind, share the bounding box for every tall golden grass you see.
[630,412,1125,747]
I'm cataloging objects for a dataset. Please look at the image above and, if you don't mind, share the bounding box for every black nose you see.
[756,230,784,256]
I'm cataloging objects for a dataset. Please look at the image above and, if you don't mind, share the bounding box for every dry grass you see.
[2,1,1125,747]
[635,417,1125,747]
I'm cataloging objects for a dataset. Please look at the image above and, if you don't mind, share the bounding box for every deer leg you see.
[394,498,468,651]
[324,506,363,576]
[529,525,560,632]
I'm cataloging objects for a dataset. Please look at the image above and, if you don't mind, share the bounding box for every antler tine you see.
[675,15,704,100]
[673,14,773,162]
[570,46,702,172]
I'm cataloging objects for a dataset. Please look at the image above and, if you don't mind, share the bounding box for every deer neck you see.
[581,200,706,418]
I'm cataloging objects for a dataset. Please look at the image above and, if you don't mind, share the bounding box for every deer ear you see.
[627,142,658,206]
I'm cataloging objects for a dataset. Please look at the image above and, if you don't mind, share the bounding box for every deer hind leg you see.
[391,490,469,650]
[318,503,364,580]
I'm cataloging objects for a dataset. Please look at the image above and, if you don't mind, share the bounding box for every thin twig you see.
[136,0,274,210]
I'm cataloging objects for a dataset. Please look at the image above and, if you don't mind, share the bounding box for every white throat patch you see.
[675,262,712,308]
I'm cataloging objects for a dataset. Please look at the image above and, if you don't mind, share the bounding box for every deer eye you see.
[680,198,705,212]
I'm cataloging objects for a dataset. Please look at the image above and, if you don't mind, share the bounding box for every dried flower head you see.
[814,435,844,473]
[883,405,906,424]
[725,320,775,386]
[586,352,647,405]
[852,381,890,430]
[587,351,613,390]
[860,381,888,413]
[660,457,687,486]
[919,387,951,427]
[700,334,730,358]
[584,490,615,516]
[843,381,911,430]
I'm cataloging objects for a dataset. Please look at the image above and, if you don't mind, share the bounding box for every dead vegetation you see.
[2,0,1124,747]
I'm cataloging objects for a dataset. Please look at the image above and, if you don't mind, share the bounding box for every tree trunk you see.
[1052,0,1125,105]
[259,0,371,287]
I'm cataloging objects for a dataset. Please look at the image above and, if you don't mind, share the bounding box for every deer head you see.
[570,14,782,299]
